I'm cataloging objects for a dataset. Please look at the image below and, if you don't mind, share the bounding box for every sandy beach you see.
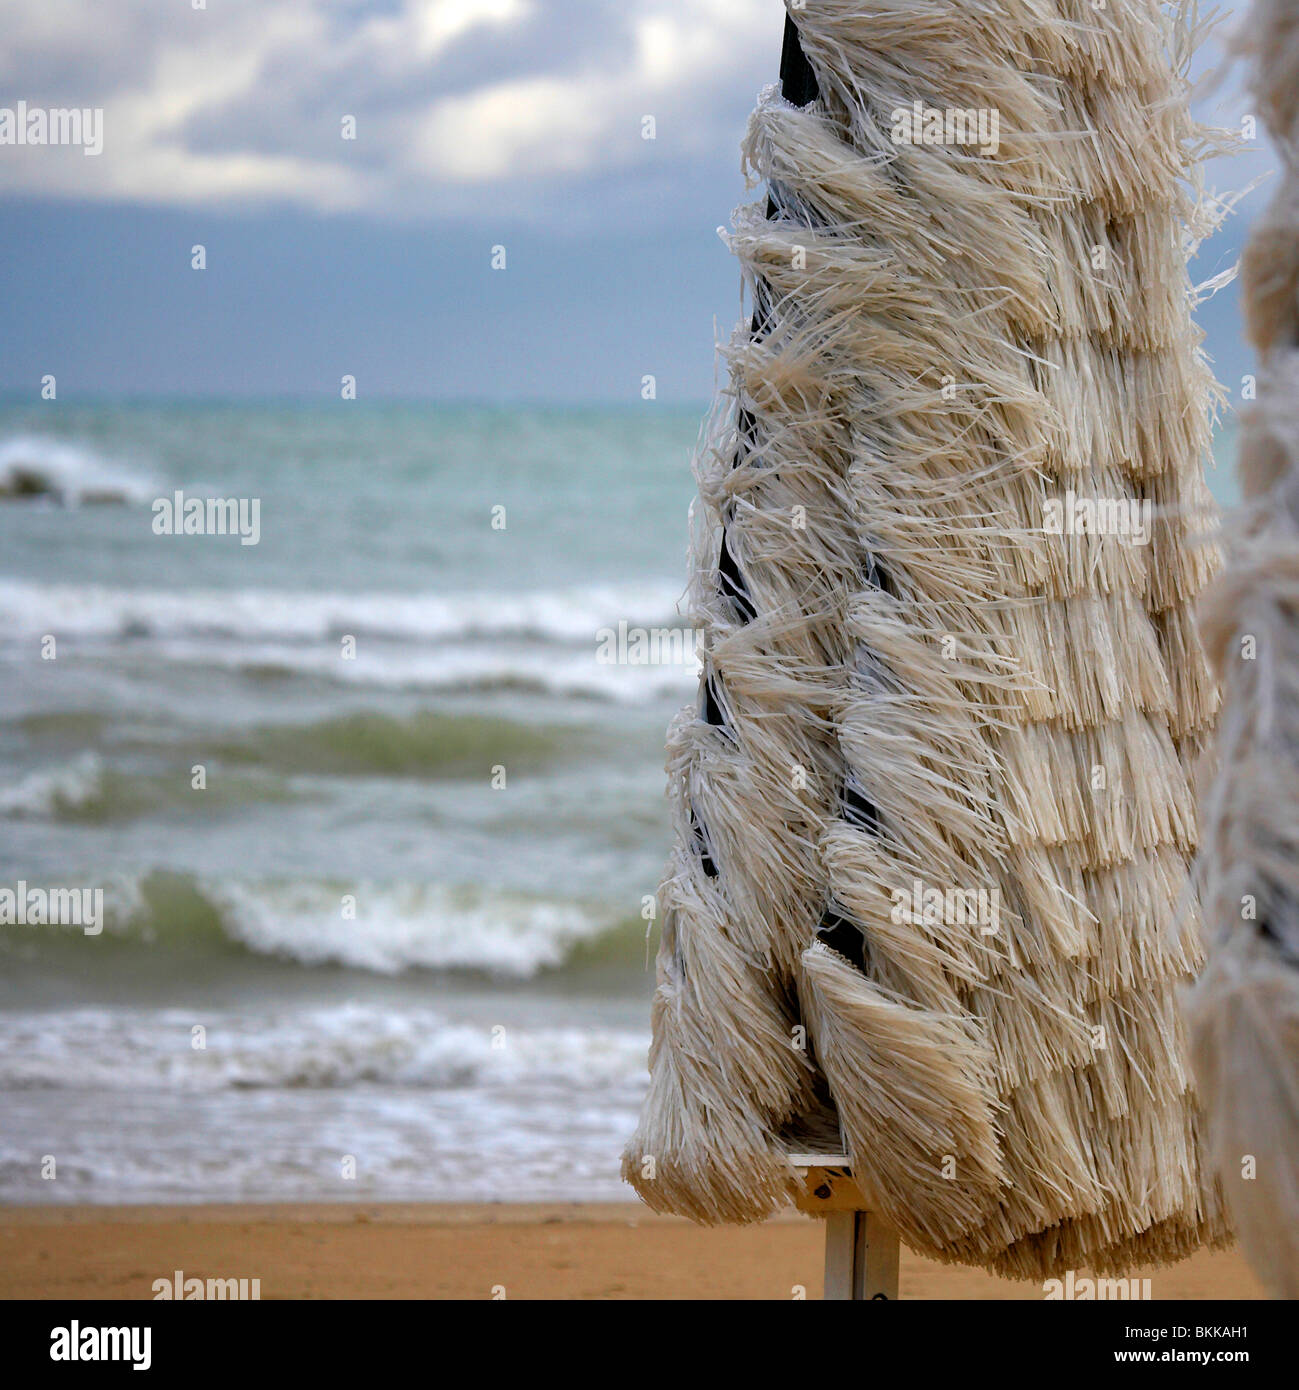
[0,1204,1265,1301]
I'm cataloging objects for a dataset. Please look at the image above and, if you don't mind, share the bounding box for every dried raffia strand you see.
[625,0,1232,1279]
[1185,0,1299,1301]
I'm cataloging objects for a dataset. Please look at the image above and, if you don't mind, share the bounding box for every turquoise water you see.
[0,401,1242,1204]
[0,402,703,1203]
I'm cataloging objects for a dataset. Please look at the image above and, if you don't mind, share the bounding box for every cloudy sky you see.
[0,0,1272,402]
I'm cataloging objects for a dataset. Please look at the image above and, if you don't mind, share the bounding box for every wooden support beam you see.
[789,1153,902,1301]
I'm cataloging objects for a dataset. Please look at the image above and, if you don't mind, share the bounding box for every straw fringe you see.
[1190,940,1299,1297]
[799,941,1005,1246]
[1186,0,1299,1298]
[627,0,1227,1274]
[1032,339,1219,482]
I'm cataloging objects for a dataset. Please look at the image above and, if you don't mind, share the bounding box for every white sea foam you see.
[0,578,698,700]
[0,435,155,505]
[3,867,622,977]
[0,752,104,818]
[0,577,685,644]
[0,1003,649,1093]
[0,1003,649,1203]
[148,637,696,700]
[199,878,615,977]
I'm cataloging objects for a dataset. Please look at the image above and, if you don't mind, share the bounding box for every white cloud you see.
[415,75,602,183]
[408,0,533,59]
[0,0,1268,236]
[0,0,776,222]
[411,1,769,185]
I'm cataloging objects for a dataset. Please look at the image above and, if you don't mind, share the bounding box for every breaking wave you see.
[0,870,642,979]
[0,435,155,505]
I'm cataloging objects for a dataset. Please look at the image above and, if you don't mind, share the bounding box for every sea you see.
[0,401,1240,1206]
[0,401,702,1205]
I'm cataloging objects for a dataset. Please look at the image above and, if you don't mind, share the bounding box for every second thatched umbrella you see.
[1187,0,1299,1301]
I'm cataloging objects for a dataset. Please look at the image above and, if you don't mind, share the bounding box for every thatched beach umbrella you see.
[1187,0,1299,1301]
[624,0,1231,1279]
